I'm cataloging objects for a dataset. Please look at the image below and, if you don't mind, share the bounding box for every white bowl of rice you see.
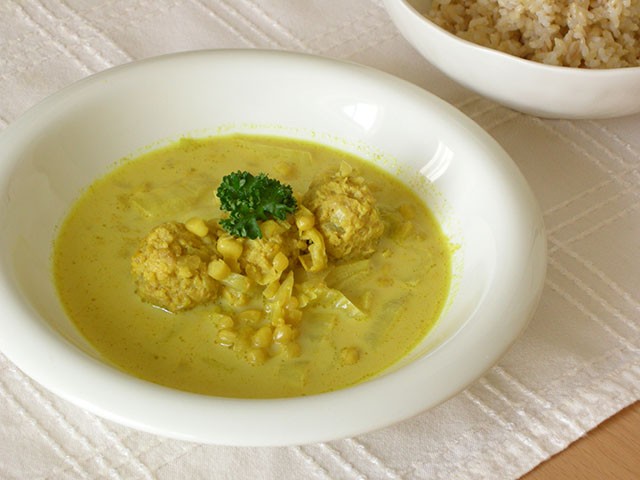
[383,0,640,119]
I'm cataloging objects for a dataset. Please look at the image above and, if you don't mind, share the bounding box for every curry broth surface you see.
[53,135,451,398]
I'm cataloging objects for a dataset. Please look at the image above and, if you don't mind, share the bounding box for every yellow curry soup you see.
[53,134,452,398]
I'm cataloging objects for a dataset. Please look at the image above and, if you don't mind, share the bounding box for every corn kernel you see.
[341,347,360,365]
[263,280,280,299]
[299,214,315,231]
[237,309,263,325]
[211,313,234,330]
[273,324,294,344]
[282,342,301,359]
[286,309,302,326]
[216,329,237,347]
[207,259,231,281]
[271,316,286,327]
[222,287,248,306]
[260,220,284,238]
[236,325,253,342]
[252,326,273,349]
[246,348,267,366]
[273,251,289,272]
[217,235,243,259]
[286,296,299,310]
[222,272,252,293]
[185,217,209,237]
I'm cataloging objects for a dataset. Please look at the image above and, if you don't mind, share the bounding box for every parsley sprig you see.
[216,171,297,239]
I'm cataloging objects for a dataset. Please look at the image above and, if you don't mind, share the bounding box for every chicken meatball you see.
[303,163,384,261]
[131,221,219,312]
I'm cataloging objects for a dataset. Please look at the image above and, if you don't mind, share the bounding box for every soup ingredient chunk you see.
[131,221,220,312]
[304,162,384,261]
[239,219,300,285]
[216,171,297,239]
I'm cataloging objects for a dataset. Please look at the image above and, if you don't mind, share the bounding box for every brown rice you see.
[426,0,640,68]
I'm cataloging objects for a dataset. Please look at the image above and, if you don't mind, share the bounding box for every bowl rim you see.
[389,0,640,75]
[0,48,547,446]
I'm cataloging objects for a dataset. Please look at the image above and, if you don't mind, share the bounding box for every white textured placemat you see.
[1,1,639,479]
